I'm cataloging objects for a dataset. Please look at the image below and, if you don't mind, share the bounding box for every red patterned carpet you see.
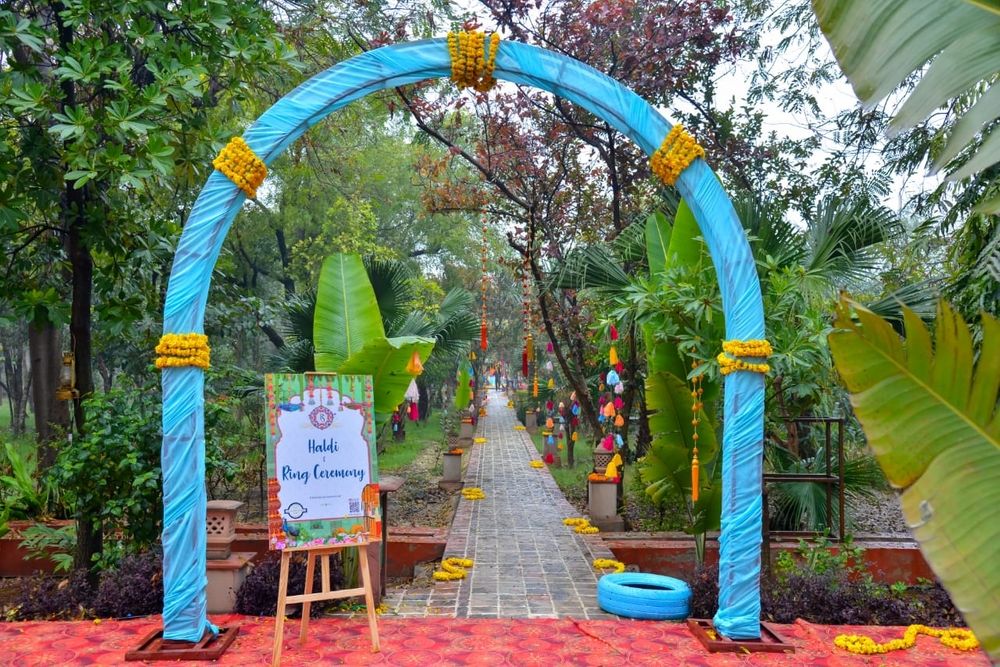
[0,615,988,666]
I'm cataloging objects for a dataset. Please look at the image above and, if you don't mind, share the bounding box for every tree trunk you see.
[1,324,30,435]
[75,516,103,575]
[66,215,94,436]
[27,321,69,469]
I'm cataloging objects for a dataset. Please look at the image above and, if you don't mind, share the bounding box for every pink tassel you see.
[546,341,554,353]
[610,324,619,341]
[614,397,624,410]
[408,401,419,421]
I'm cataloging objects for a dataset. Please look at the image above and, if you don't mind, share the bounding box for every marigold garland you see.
[650,124,704,186]
[448,448,464,455]
[446,31,501,92]
[432,556,475,581]
[834,625,978,655]
[474,437,487,444]
[212,137,267,198]
[717,338,773,376]
[461,487,486,500]
[514,425,526,431]
[563,517,599,534]
[529,460,544,469]
[592,558,626,574]
[155,333,210,370]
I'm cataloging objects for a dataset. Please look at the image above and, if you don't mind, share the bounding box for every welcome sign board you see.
[264,373,381,549]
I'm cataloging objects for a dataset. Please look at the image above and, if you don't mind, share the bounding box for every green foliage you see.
[812,0,1000,213]
[828,297,1000,660]
[19,523,76,573]
[48,387,163,563]
[0,439,53,521]
[774,534,867,581]
[313,254,435,425]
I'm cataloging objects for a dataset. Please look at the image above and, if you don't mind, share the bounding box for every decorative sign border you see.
[264,373,381,549]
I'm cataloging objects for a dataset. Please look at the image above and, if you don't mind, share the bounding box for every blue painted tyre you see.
[597,573,691,620]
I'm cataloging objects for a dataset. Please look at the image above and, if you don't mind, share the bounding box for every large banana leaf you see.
[812,0,1000,212]
[645,210,672,276]
[828,297,1000,660]
[313,253,434,425]
[329,335,435,423]
[640,371,721,533]
[314,254,386,368]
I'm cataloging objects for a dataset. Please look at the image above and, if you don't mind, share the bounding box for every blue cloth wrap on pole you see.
[159,37,763,641]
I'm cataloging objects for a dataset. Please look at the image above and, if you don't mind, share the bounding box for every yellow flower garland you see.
[592,558,625,574]
[155,333,210,370]
[834,624,978,655]
[474,437,487,444]
[446,30,501,92]
[212,137,267,198]
[563,517,600,534]
[529,460,544,469]
[432,556,475,581]
[650,124,704,186]
[461,487,486,500]
[717,338,772,376]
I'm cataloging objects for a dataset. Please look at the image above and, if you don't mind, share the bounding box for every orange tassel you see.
[691,451,700,502]
[406,351,423,375]
[609,345,618,366]
[526,335,535,362]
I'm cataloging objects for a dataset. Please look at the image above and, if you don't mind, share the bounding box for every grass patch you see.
[378,416,445,473]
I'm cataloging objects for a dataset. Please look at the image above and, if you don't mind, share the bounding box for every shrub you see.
[91,551,163,618]
[11,570,94,620]
[235,551,345,617]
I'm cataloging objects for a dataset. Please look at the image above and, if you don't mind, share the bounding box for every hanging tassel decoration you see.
[614,414,624,427]
[546,341,553,353]
[609,345,618,366]
[406,351,424,375]
[532,375,539,397]
[480,322,488,351]
[691,357,703,503]
[691,450,700,502]
[526,335,535,362]
[409,401,419,421]
[610,324,619,341]
[522,349,529,376]
[547,377,555,389]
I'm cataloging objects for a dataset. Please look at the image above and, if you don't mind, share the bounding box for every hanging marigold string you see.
[213,137,267,198]
[690,354,703,502]
[446,30,501,92]
[155,333,210,370]
[650,124,704,186]
[834,625,978,655]
[717,338,772,375]
[480,211,489,351]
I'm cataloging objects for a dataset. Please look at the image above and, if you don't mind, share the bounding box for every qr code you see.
[349,498,360,514]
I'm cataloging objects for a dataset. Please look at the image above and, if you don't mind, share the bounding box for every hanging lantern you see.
[405,351,423,375]
[469,349,477,361]
[614,382,625,395]
[613,396,624,410]
[547,377,555,389]
[546,417,554,429]
[603,402,615,418]
[602,434,614,451]
[615,361,624,374]
[614,414,625,427]
[546,341,553,353]
[606,370,620,386]
[544,360,553,372]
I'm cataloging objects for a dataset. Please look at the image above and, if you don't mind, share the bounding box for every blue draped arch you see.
[160,38,765,641]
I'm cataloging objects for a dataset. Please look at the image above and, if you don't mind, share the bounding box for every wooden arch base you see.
[687,619,795,653]
[125,626,239,661]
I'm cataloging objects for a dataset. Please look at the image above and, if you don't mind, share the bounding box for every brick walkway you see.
[386,389,617,619]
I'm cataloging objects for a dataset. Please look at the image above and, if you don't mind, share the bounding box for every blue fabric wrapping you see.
[159,37,763,641]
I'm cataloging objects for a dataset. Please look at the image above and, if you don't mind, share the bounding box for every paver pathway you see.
[412,388,617,619]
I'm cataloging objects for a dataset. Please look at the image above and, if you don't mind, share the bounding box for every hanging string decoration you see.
[690,354,704,502]
[480,211,489,351]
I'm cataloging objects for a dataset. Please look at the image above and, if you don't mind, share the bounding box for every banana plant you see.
[829,296,999,660]
[639,202,725,560]
[812,0,1000,213]
[313,254,435,427]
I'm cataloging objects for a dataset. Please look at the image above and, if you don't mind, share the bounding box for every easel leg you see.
[358,544,380,652]
[299,551,315,645]
[272,550,291,667]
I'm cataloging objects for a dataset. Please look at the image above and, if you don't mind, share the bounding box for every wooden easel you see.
[271,542,380,666]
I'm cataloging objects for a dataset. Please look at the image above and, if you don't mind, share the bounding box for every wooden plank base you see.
[124,626,239,661]
[687,619,794,653]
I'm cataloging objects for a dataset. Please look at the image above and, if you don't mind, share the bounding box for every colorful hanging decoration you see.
[690,356,704,502]
[650,123,705,186]
[480,211,489,351]
[405,350,423,375]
